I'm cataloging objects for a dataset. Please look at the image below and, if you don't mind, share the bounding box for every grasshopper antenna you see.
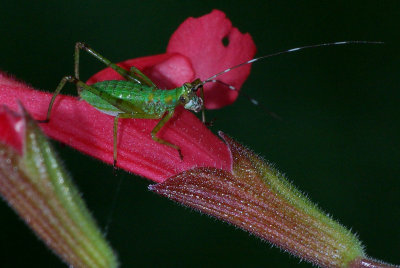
[203,41,383,83]
[200,41,383,119]
[209,79,282,120]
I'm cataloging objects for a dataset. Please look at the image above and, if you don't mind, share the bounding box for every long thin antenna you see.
[203,41,383,84]
[209,79,282,120]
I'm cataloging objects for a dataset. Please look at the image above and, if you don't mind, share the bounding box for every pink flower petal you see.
[167,9,256,109]
[0,104,24,154]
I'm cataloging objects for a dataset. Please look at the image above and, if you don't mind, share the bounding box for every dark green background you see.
[1,1,399,267]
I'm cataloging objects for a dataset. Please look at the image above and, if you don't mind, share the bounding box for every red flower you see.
[1,11,397,267]
[0,10,256,182]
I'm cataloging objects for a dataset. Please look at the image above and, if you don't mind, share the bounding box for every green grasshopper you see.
[40,41,381,166]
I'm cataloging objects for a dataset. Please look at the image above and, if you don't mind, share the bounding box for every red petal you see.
[167,10,256,109]
[0,72,230,182]
[0,104,24,153]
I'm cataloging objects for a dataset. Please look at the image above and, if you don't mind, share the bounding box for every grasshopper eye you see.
[179,96,186,103]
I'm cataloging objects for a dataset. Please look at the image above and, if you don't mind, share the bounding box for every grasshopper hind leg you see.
[116,110,184,163]
[74,42,156,86]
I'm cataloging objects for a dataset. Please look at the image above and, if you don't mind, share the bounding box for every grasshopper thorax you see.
[179,78,203,113]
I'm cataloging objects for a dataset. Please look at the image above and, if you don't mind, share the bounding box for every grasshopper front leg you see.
[150,109,183,160]
[114,110,182,168]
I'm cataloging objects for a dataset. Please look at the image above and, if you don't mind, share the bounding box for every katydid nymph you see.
[39,41,382,167]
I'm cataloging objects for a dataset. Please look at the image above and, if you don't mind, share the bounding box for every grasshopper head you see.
[180,79,203,113]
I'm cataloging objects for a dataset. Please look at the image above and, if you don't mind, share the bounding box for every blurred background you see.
[0,1,399,267]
